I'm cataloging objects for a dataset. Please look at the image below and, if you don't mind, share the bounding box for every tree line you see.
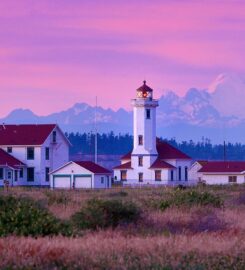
[66,132,245,160]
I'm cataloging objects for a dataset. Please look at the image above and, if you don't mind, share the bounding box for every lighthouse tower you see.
[131,81,159,174]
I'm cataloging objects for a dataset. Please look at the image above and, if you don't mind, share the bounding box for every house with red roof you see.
[190,160,245,185]
[50,161,112,189]
[113,81,193,186]
[0,124,70,186]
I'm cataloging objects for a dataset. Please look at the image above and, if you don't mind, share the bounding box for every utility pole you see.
[95,96,98,164]
[224,141,226,162]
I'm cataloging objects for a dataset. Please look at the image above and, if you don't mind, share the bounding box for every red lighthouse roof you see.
[136,80,153,92]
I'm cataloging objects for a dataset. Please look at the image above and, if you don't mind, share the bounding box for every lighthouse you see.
[114,81,192,185]
[131,81,159,171]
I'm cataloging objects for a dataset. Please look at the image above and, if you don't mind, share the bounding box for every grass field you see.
[1,185,245,269]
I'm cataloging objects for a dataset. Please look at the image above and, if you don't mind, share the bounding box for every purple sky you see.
[0,0,244,116]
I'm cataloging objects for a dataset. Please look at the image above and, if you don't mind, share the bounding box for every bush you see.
[72,199,141,230]
[174,190,223,208]
[0,196,71,236]
[156,190,223,211]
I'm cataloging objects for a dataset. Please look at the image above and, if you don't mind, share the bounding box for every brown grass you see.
[1,185,245,269]
[0,233,245,269]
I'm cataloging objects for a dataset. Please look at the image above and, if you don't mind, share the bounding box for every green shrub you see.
[72,199,141,230]
[0,196,71,236]
[155,190,223,211]
[174,190,223,208]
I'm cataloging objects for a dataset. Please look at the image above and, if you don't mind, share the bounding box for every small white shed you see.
[50,161,112,189]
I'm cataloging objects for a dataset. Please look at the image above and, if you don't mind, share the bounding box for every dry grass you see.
[1,185,245,269]
[0,233,245,269]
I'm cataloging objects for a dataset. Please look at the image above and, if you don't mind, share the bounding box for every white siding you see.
[202,174,245,185]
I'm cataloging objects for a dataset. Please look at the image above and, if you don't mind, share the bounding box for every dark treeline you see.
[66,132,245,160]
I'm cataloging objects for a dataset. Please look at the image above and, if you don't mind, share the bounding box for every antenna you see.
[223,140,227,161]
[95,96,98,164]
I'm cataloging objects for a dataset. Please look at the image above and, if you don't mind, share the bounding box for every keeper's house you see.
[190,161,245,185]
[0,124,70,186]
[50,161,112,189]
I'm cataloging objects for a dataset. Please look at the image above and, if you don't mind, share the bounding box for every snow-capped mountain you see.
[208,73,245,118]
[1,73,245,143]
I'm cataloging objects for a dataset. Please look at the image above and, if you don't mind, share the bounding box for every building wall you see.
[114,158,194,186]
[202,174,245,185]
[41,127,69,186]
[188,162,203,184]
[114,168,170,185]
[0,146,42,186]
[132,101,158,156]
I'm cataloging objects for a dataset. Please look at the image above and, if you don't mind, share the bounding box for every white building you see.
[190,160,245,185]
[114,81,193,185]
[0,124,70,186]
[50,161,112,189]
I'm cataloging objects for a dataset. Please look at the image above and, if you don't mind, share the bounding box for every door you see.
[53,175,71,189]
[74,175,92,189]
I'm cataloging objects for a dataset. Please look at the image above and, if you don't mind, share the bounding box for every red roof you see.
[121,152,131,160]
[198,161,245,173]
[0,148,25,169]
[137,80,153,92]
[74,161,111,174]
[156,140,191,159]
[0,124,56,145]
[121,140,191,161]
[114,161,132,170]
[150,158,175,169]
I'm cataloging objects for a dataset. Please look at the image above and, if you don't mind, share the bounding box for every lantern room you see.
[136,80,153,99]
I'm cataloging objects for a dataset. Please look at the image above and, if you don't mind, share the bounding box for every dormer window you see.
[52,131,57,143]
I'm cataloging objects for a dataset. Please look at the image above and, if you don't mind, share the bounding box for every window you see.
[45,167,50,182]
[155,170,161,181]
[178,166,181,181]
[7,147,12,153]
[7,171,12,179]
[138,135,143,145]
[138,156,143,167]
[0,168,3,179]
[27,147,34,160]
[27,167,35,182]
[52,131,57,143]
[101,177,104,184]
[185,167,188,181]
[139,173,143,182]
[45,147,50,160]
[229,176,237,183]
[146,109,151,119]
[121,170,127,181]
[171,170,174,181]
[14,170,18,182]
[19,168,23,178]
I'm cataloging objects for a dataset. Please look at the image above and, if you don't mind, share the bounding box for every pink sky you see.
[0,0,244,116]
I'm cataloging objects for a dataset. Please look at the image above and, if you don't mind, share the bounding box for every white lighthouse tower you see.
[114,80,192,185]
[131,81,159,180]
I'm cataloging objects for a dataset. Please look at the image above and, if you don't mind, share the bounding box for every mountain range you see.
[1,73,245,143]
